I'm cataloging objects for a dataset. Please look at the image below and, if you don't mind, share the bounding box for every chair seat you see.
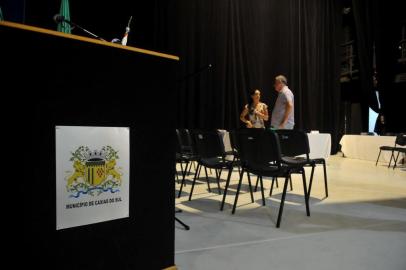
[183,153,199,162]
[200,157,235,169]
[281,156,314,167]
[311,158,325,164]
[380,146,394,151]
[394,147,406,153]
[246,163,290,177]
[176,153,190,163]
[224,149,238,156]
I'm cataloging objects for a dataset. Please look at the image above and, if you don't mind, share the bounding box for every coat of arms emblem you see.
[66,146,122,198]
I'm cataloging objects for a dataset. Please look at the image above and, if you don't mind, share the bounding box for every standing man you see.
[271,75,294,129]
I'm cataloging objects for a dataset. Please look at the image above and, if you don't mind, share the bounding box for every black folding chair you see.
[392,134,406,170]
[177,129,199,174]
[276,129,328,198]
[375,133,406,168]
[186,130,240,203]
[228,129,310,228]
[175,129,192,186]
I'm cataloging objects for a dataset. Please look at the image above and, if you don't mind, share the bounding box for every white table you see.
[339,135,398,162]
[307,133,331,160]
[219,130,331,160]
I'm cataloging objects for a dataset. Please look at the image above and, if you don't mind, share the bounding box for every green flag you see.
[57,0,71,34]
[0,6,4,21]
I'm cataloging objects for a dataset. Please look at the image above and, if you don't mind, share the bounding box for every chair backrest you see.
[228,130,238,151]
[175,129,183,154]
[236,129,282,168]
[395,133,406,146]
[275,129,310,157]
[192,130,226,159]
[177,129,197,154]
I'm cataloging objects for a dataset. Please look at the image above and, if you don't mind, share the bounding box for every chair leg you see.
[232,169,244,214]
[246,170,255,203]
[220,167,234,211]
[180,162,184,179]
[393,151,400,170]
[269,177,275,197]
[177,163,189,198]
[322,161,328,197]
[289,175,293,191]
[183,162,189,187]
[254,174,259,192]
[276,177,279,188]
[175,169,179,183]
[247,172,254,196]
[388,150,394,168]
[187,161,193,175]
[215,168,222,194]
[276,176,290,228]
[204,167,211,192]
[301,170,310,216]
[375,149,382,166]
[188,164,201,201]
[197,164,202,179]
[259,175,266,206]
[308,165,315,198]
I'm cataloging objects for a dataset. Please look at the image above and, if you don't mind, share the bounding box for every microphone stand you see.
[174,63,212,231]
[176,64,212,83]
[61,19,106,42]
[175,209,190,230]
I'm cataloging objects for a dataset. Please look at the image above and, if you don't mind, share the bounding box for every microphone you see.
[53,14,106,41]
[121,16,133,46]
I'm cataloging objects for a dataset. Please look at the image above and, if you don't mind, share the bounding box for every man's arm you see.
[279,101,293,128]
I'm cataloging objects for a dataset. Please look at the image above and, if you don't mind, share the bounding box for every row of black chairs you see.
[175,129,328,228]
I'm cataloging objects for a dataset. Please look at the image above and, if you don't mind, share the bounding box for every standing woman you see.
[240,89,269,128]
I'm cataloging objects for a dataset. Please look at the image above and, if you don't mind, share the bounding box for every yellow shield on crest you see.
[85,160,106,186]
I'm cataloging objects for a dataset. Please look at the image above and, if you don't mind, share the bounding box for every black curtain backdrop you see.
[166,0,342,153]
[3,0,404,144]
[4,0,342,149]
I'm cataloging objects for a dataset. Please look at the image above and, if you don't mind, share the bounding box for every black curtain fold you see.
[1,0,26,23]
[352,0,380,132]
[300,0,342,151]
[350,0,406,133]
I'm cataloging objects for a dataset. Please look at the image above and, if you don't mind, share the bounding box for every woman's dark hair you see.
[248,89,259,114]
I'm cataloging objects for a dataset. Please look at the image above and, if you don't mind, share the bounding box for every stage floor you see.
[175,154,406,270]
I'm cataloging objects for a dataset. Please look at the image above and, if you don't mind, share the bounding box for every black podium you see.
[1,21,178,270]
